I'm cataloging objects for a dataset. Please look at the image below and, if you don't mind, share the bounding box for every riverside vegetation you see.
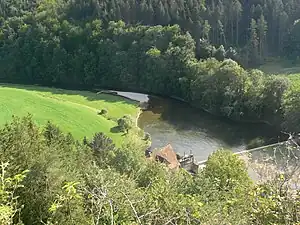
[1,0,300,224]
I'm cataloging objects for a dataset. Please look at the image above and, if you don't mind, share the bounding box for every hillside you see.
[0,84,139,143]
[0,0,300,223]
[2,0,300,66]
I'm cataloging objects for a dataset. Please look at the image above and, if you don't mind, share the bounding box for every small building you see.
[154,144,180,170]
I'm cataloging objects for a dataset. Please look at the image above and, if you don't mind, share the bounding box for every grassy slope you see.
[259,59,300,75]
[0,84,139,144]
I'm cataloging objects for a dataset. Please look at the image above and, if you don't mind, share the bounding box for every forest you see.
[2,0,300,66]
[0,0,300,131]
[0,0,300,224]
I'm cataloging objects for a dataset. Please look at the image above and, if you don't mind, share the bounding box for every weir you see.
[182,141,292,174]
[198,141,289,166]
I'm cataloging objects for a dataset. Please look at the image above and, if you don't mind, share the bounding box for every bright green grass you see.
[0,84,139,144]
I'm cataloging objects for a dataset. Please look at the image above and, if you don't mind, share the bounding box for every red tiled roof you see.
[155,144,180,170]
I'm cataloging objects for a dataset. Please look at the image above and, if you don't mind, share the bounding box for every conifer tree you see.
[249,18,259,66]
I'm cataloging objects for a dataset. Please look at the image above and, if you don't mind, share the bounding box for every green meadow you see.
[0,84,139,144]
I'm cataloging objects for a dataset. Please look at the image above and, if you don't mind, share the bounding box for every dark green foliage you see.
[0,1,300,222]
[1,0,300,65]
[284,20,300,60]
[282,75,300,132]
[0,115,86,224]
[44,121,63,145]
[88,132,115,152]
[226,47,238,61]
[215,45,226,61]
[98,109,108,116]
[196,38,216,59]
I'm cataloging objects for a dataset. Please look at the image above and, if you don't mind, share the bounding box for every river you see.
[115,91,282,162]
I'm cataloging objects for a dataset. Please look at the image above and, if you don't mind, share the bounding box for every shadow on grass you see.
[110,126,122,133]
[110,126,128,136]
[0,83,138,105]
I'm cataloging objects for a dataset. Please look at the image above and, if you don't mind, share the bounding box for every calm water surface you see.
[116,92,281,162]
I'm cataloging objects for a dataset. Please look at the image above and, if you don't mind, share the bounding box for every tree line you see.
[1,115,299,224]
[0,0,299,132]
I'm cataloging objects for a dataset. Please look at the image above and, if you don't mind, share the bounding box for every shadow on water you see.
[0,83,137,105]
[139,96,282,161]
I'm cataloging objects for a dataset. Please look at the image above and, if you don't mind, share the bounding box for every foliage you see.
[143,132,151,141]
[0,116,299,224]
[0,2,299,131]
[3,0,297,65]
[98,108,108,116]
[0,162,28,225]
[87,132,115,153]
[204,150,252,190]
[250,179,300,224]
[282,74,300,132]
[117,115,134,133]
[47,182,86,225]
[1,0,300,222]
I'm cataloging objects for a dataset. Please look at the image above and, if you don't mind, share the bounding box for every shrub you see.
[98,109,108,116]
[204,150,252,190]
[143,132,151,141]
[117,115,134,133]
[88,132,115,153]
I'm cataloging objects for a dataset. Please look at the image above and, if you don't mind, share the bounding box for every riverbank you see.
[190,101,274,127]
[106,91,283,163]
[96,90,146,131]
[0,84,285,163]
[1,83,286,132]
[101,89,280,131]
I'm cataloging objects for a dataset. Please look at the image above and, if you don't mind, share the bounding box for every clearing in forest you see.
[0,84,139,144]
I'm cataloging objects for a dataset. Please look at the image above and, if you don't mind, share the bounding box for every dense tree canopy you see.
[0,0,297,66]
[0,0,300,131]
[56,0,300,65]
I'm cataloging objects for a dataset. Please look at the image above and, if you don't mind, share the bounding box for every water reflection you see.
[138,96,281,161]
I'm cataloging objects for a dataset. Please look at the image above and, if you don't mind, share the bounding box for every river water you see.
[115,91,282,162]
